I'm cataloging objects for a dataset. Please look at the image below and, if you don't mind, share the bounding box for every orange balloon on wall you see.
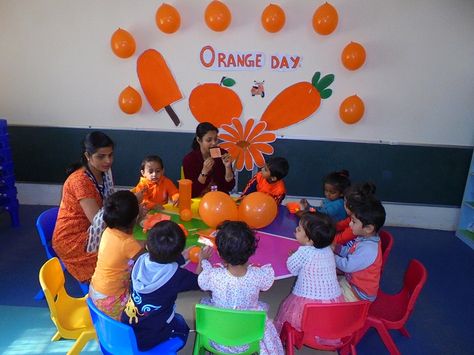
[205,0,232,32]
[312,2,338,35]
[118,86,142,114]
[341,42,366,70]
[155,3,181,34]
[110,28,136,58]
[238,192,278,229]
[261,4,286,33]
[199,191,238,227]
[339,95,365,124]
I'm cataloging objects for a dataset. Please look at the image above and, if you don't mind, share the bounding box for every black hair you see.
[324,170,351,195]
[103,190,139,230]
[146,220,186,263]
[299,211,336,248]
[266,156,289,181]
[140,155,164,171]
[344,182,377,213]
[215,221,258,266]
[192,122,218,150]
[351,198,386,233]
[66,131,114,177]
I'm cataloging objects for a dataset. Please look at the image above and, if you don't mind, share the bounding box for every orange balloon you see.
[118,86,142,114]
[110,28,136,58]
[205,0,231,32]
[339,95,365,124]
[189,246,201,263]
[341,42,366,70]
[198,191,238,228]
[155,3,181,34]
[180,208,193,222]
[312,2,338,35]
[261,4,286,33]
[238,192,278,229]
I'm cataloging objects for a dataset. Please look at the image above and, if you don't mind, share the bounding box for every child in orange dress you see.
[131,155,179,211]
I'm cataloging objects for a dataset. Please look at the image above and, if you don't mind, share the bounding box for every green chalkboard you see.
[7,126,472,206]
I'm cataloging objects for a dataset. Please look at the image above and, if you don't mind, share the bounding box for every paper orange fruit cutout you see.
[312,2,338,35]
[341,42,366,71]
[205,0,231,32]
[260,71,334,130]
[110,28,136,59]
[189,246,201,263]
[339,95,365,124]
[118,86,142,115]
[261,4,286,33]
[155,3,181,34]
[137,49,182,126]
[189,83,242,127]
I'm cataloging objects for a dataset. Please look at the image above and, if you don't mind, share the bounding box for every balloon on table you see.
[198,191,238,227]
[118,86,142,114]
[155,3,181,34]
[341,42,366,71]
[312,2,338,35]
[180,208,193,222]
[189,246,201,263]
[261,4,286,33]
[205,0,232,32]
[239,192,278,229]
[339,95,365,124]
[110,28,136,58]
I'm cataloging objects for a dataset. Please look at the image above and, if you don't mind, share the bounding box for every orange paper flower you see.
[219,118,276,171]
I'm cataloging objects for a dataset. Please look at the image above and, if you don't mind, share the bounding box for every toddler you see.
[274,212,345,333]
[121,220,212,351]
[89,190,144,319]
[241,156,289,205]
[334,198,386,302]
[300,170,350,222]
[131,155,179,211]
[198,221,284,355]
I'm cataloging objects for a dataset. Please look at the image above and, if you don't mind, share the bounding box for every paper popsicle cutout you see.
[137,49,182,126]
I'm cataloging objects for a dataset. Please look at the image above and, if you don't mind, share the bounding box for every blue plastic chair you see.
[35,207,89,299]
[86,298,184,354]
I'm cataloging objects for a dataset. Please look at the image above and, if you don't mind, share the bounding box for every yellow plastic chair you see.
[39,257,96,355]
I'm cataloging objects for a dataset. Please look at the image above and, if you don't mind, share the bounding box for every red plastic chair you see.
[357,259,427,355]
[280,301,370,355]
[379,230,394,271]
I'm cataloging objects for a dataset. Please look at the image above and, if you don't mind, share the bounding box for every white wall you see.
[1,0,473,146]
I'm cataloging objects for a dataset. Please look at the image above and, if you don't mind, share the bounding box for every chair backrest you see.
[195,304,266,353]
[379,230,394,269]
[300,301,371,347]
[401,259,428,322]
[36,207,59,259]
[39,257,65,323]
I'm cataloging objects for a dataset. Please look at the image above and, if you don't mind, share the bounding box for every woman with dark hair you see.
[182,122,235,197]
[52,131,115,283]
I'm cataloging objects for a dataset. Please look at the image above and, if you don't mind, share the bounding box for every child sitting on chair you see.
[121,220,212,351]
[240,156,289,205]
[131,155,179,211]
[89,190,144,320]
[198,221,284,355]
[334,198,386,302]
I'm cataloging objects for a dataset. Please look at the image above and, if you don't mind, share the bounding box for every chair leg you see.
[193,334,205,355]
[371,321,401,355]
[285,332,295,355]
[51,331,61,341]
[399,326,410,338]
[66,330,96,355]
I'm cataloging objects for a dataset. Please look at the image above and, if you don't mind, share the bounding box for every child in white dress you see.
[274,211,345,333]
[198,221,284,355]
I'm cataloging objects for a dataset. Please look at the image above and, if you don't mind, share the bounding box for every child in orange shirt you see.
[240,156,289,205]
[131,155,179,211]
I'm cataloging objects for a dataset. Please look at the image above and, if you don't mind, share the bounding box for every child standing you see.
[121,220,212,351]
[334,198,386,302]
[198,221,284,355]
[274,212,345,333]
[240,156,289,205]
[300,170,351,222]
[89,190,144,319]
[131,155,179,211]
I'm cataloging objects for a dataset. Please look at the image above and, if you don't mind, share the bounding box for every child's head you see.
[146,220,186,263]
[103,190,139,231]
[140,155,164,182]
[296,212,336,248]
[262,156,289,182]
[323,170,351,201]
[350,198,386,236]
[215,221,258,266]
[344,182,377,216]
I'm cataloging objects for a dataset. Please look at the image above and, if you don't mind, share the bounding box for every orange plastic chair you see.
[39,257,96,355]
[357,259,428,355]
[379,230,394,272]
[280,301,370,355]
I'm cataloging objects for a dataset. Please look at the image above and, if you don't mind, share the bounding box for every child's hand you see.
[199,246,213,261]
[182,246,191,260]
[138,204,149,221]
[172,198,179,207]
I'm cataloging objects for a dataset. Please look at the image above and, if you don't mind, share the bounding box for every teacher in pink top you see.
[182,122,235,197]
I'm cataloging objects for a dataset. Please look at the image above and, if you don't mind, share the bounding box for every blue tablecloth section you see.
[260,205,298,238]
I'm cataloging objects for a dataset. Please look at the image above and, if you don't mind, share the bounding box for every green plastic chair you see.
[193,304,266,355]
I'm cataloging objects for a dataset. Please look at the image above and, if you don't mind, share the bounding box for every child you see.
[121,220,212,351]
[300,170,351,222]
[240,156,289,205]
[89,190,144,319]
[131,155,179,211]
[274,212,345,333]
[334,198,386,302]
[198,221,284,355]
